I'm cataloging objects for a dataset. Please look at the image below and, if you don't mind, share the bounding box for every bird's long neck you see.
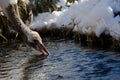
[6,4,31,41]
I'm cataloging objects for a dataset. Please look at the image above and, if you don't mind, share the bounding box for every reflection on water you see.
[0,40,120,80]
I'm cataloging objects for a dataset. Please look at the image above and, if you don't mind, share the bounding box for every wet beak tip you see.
[41,49,49,56]
[35,44,49,56]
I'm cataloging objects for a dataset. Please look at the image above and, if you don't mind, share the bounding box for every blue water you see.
[0,40,120,80]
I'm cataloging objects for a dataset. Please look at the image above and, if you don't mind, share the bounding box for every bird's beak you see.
[36,43,49,56]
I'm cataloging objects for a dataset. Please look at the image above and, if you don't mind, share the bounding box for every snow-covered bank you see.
[32,0,120,40]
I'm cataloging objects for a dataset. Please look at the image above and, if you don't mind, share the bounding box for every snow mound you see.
[32,0,120,40]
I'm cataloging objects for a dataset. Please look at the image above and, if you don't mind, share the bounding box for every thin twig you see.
[0,33,8,42]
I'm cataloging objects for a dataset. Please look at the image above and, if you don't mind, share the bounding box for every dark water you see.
[0,40,120,80]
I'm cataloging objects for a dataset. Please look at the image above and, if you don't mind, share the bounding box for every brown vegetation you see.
[37,27,120,51]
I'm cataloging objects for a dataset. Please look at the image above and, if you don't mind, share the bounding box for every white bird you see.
[0,0,49,56]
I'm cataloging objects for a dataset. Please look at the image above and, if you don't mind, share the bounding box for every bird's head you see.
[27,31,49,56]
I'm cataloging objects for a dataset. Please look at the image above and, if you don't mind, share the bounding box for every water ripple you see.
[0,41,120,80]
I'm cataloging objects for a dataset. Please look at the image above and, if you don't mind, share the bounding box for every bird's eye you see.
[33,40,38,43]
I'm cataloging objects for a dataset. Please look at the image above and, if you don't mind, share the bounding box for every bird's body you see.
[0,0,49,56]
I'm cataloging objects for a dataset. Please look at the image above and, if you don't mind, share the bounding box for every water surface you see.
[0,40,120,80]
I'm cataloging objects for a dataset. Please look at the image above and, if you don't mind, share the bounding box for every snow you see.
[9,0,18,4]
[0,0,28,8]
[32,0,120,40]
[21,0,30,4]
[56,0,67,10]
[110,0,120,13]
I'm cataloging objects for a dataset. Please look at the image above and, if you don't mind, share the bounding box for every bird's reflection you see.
[22,54,48,80]
[0,43,49,80]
